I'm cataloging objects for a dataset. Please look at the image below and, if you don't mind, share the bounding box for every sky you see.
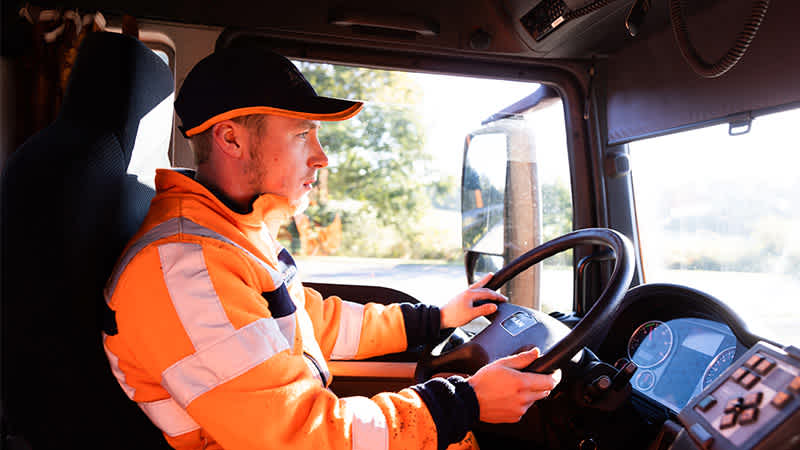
[409,72,539,176]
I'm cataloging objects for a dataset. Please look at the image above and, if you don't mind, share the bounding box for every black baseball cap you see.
[175,47,363,137]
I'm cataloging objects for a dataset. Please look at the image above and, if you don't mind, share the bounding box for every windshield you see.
[629,107,800,347]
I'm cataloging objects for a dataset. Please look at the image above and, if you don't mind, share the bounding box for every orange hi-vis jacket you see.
[103,169,480,450]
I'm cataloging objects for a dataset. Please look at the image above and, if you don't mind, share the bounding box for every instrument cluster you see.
[627,317,739,411]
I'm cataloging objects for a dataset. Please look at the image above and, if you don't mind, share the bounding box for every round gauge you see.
[627,320,674,368]
[635,370,656,391]
[702,346,737,390]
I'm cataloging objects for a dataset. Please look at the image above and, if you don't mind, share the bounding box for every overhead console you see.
[520,0,601,41]
[670,342,800,450]
[506,0,638,57]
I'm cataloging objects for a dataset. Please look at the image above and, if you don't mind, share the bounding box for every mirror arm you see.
[575,249,615,316]
[464,250,480,285]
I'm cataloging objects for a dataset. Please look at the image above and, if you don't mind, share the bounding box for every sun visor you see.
[606,0,800,145]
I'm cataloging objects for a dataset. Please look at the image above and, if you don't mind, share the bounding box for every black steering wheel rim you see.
[420,228,634,378]
[495,228,634,373]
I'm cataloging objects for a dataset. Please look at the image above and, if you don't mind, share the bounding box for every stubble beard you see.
[244,144,309,215]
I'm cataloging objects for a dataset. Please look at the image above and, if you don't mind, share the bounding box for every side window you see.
[283,62,572,312]
[105,29,176,186]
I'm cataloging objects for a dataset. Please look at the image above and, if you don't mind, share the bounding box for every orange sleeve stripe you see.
[184,103,364,136]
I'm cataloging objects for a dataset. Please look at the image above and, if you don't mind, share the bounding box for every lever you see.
[612,358,638,391]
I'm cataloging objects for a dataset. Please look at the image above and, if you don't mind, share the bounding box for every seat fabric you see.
[1,31,174,449]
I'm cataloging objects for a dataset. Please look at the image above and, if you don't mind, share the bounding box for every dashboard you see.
[596,283,759,413]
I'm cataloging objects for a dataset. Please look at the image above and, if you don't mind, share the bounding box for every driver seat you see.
[1,31,174,448]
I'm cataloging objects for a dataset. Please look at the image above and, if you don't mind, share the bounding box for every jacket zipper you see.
[303,351,328,386]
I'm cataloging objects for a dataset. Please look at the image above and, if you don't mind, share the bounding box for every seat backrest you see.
[1,31,174,449]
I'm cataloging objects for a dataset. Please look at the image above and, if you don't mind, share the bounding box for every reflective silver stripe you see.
[105,217,284,302]
[330,301,365,360]
[159,242,236,350]
[275,313,297,346]
[106,217,293,409]
[138,398,200,437]
[342,397,389,450]
[103,333,136,399]
[178,220,284,287]
[162,318,290,408]
[105,217,183,301]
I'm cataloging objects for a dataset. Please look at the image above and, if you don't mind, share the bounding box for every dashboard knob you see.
[579,437,598,450]
[584,375,612,403]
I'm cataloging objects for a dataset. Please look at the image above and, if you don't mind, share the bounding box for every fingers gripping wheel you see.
[415,228,634,381]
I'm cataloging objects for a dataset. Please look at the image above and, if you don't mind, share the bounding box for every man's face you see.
[243,116,327,210]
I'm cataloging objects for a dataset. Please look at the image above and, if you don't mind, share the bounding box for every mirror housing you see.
[461,117,542,308]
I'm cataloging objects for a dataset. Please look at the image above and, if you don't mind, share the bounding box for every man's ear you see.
[211,121,244,159]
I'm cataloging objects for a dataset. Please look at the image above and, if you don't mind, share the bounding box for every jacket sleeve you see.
[302,287,444,360]
[108,241,475,450]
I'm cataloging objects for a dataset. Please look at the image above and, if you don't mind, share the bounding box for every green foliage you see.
[542,177,572,240]
[428,175,459,210]
[650,180,800,276]
[541,177,573,267]
[297,62,448,258]
[662,217,800,277]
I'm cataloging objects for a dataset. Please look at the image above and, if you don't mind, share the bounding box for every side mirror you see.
[461,118,542,308]
[461,132,506,256]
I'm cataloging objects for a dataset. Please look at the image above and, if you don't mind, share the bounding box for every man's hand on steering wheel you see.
[468,347,562,423]
[440,273,508,329]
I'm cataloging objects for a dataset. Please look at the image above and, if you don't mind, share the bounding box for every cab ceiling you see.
[44,0,695,60]
[30,0,797,142]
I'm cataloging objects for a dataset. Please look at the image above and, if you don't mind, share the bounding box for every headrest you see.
[59,32,174,161]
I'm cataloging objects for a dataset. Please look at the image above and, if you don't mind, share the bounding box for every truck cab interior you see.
[1,1,799,449]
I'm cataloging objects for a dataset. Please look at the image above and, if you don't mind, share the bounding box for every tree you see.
[541,177,573,266]
[295,62,433,257]
[542,177,572,240]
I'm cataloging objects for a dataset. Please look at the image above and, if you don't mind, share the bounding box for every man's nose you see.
[309,137,328,168]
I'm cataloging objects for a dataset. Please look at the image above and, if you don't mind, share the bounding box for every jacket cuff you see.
[399,303,442,349]
[410,376,480,450]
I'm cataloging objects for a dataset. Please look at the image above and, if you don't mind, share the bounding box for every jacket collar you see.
[155,168,292,237]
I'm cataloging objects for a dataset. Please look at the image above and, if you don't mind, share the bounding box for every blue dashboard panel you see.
[629,317,739,411]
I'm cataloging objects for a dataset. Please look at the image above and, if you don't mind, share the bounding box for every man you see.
[102,47,560,450]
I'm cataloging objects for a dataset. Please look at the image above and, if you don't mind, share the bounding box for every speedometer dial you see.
[628,320,674,368]
[702,346,737,389]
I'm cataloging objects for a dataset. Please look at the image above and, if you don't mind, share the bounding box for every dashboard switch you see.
[738,407,759,425]
[789,376,800,394]
[744,354,763,369]
[754,358,776,375]
[743,391,763,409]
[696,395,716,412]
[740,372,761,389]
[724,397,742,414]
[771,391,793,409]
[719,412,737,429]
[731,367,748,382]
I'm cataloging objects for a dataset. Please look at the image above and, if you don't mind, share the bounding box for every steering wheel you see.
[416,228,634,381]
